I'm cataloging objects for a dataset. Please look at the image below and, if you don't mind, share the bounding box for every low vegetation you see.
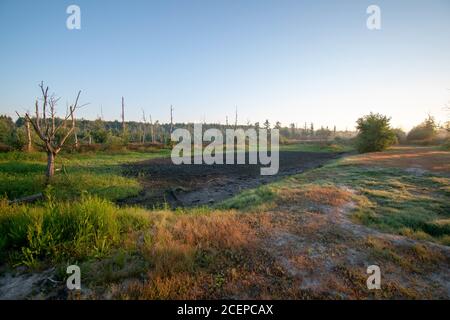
[355,113,396,153]
[1,104,449,299]
[1,145,448,299]
[0,195,150,267]
[224,147,450,245]
[0,149,169,201]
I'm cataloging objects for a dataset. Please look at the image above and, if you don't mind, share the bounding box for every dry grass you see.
[343,146,450,173]
[108,211,264,299]
[115,272,213,299]
[277,185,353,207]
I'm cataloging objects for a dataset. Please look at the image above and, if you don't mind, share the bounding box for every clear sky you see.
[0,0,449,131]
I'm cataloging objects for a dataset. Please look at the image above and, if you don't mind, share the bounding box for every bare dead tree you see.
[17,82,84,180]
[121,96,126,133]
[73,114,79,148]
[234,106,238,129]
[25,115,32,152]
[169,105,174,135]
[149,114,155,143]
[141,108,147,143]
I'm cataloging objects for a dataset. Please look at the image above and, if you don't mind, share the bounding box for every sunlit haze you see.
[1,0,449,131]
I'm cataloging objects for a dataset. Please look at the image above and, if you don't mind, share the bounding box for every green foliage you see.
[280,141,354,153]
[392,128,406,144]
[0,116,15,144]
[91,119,110,143]
[356,113,396,153]
[217,186,275,210]
[407,115,437,143]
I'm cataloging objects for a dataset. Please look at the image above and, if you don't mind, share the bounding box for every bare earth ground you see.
[1,147,449,299]
[118,151,344,208]
[343,146,450,174]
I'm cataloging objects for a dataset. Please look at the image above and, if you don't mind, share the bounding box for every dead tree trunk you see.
[47,151,56,178]
[169,105,174,135]
[149,115,154,143]
[17,82,84,181]
[121,97,126,133]
[74,125,79,148]
[141,109,146,143]
[25,117,32,152]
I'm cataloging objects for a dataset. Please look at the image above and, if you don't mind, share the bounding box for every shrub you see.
[356,113,396,153]
[392,128,406,144]
[407,115,437,143]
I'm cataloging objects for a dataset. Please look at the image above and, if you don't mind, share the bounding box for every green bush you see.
[407,115,437,142]
[392,128,406,144]
[356,113,396,153]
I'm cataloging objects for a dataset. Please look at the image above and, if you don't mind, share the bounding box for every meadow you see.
[0,144,449,299]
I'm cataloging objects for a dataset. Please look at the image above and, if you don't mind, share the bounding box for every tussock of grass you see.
[364,236,445,273]
[278,184,353,207]
[0,196,149,267]
[104,210,261,299]
[217,186,276,210]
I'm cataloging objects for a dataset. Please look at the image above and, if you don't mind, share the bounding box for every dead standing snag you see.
[17,82,85,181]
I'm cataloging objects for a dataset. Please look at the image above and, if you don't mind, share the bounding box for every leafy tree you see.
[315,126,331,139]
[407,115,437,142]
[0,116,15,144]
[392,128,406,144]
[91,118,110,143]
[356,113,396,153]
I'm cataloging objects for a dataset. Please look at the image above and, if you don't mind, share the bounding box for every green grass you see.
[0,195,150,267]
[219,158,450,245]
[1,145,448,270]
[0,149,169,201]
[280,142,354,153]
[217,186,276,211]
[0,142,346,201]
[0,146,448,299]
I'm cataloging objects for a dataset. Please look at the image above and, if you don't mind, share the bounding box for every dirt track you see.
[118,151,345,208]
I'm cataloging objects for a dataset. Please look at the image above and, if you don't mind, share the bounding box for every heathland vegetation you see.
[0,84,449,299]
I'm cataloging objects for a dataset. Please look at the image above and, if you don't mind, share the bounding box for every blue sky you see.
[0,0,449,130]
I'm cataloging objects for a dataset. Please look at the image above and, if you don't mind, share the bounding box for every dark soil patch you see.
[118,151,345,208]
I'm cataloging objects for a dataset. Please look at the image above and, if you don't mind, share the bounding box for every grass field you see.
[0,145,449,299]
[222,147,450,245]
[0,149,170,201]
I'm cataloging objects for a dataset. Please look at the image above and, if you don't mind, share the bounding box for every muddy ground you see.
[118,151,345,208]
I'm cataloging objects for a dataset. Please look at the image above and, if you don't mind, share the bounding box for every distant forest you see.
[0,113,356,152]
